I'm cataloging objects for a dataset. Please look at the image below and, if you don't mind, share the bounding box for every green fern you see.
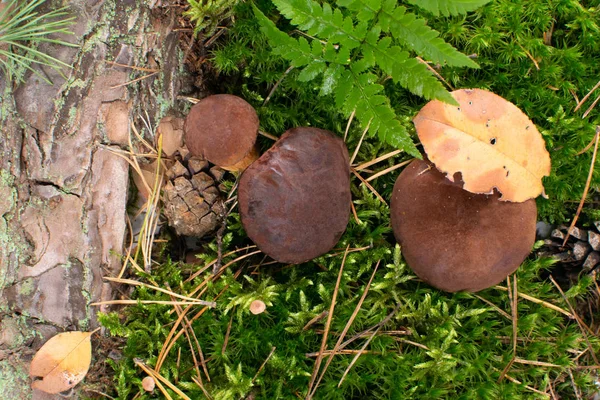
[406,0,492,16]
[253,0,484,155]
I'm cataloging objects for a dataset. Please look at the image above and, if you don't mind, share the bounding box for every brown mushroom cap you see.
[390,159,537,292]
[238,127,351,264]
[184,94,259,169]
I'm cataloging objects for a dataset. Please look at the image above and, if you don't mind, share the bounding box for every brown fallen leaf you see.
[413,88,551,202]
[132,160,164,201]
[30,330,94,394]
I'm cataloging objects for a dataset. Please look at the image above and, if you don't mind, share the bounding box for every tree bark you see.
[0,0,185,397]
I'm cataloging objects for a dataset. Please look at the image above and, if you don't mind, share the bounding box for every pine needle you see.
[563,126,600,246]
[365,159,412,182]
[306,245,350,400]
[253,346,277,383]
[493,285,573,318]
[354,149,402,171]
[135,359,191,400]
[310,261,381,398]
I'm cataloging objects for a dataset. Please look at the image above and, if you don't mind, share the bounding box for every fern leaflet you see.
[406,0,492,16]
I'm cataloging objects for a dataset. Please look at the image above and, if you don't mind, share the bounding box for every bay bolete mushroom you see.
[184,94,259,172]
[238,127,351,264]
[390,159,537,292]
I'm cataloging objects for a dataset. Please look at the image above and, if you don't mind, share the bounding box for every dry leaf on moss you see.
[413,88,551,202]
[30,331,94,394]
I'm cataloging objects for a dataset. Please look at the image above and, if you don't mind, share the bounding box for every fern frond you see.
[336,69,420,156]
[379,2,478,68]
[363,28,456,103]
[272,0,366,49]
[406,0,492,16]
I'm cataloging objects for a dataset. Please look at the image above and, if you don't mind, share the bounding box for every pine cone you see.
[540,223,600,271]
[163,155,226,237]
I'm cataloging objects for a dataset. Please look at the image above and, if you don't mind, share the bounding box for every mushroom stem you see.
[221,145,259,173]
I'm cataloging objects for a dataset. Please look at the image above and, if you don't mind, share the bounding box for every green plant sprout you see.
[185,0,240,37]
[0,0,77,84]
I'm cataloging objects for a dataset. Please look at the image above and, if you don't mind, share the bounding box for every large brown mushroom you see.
[238,127,351,264]
[184,94,259,172]
[390,159,537,292]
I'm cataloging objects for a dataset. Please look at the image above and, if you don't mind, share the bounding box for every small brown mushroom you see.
[250,300,266,315]
[390,159,537,292]
[238,127,351,264]
[184,94,259,172]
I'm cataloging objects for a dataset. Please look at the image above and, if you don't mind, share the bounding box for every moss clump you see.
[100,0,600,398]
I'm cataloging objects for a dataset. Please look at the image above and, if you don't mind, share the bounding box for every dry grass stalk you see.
[563,126,600,245]
[135,359,191,400]
[416,56,454,90]
[253,346,277,383]
[583,93,600,118]
[306,349,378,358]
[549,275,599,365]
[503,374,549,398]
[171,299,204,383]
[310,261,381,398]
[394,337,430,351]
[354,149,402,171]
[306,245,350,400]
[498,275,518,382]
[493,285,573,318]
[302,311,329,331]
[171,295,210,381]
[350,201,361,224]
[104,60,159,72]
[344,109,356,142]
[350,119,373,165]
[516,42,540,70]
[191,376,213,400]
[575,79,600,111]
[259,130,279,141]
[337,304,403,387]
[263,65,294,106]
[104,277,204,303]
[567,368,582,400]
[351,168,387,205]
[91,299,213,306]
[185,245,258,283]
[472,293,511,320]
[222,311,235,355]
[110,71,159,89]
[365,159,412,182]
[512,358,561,368]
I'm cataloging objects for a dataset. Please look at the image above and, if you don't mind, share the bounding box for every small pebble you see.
[536,221,552,239]
[583,251,600,270]
[573,241,591,261]
[589,231,600,251]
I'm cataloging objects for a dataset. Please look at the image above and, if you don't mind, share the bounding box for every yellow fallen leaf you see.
[30,331,93,394]
[413,88,551,202]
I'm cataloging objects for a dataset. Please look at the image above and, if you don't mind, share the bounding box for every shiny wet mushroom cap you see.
[184,94,259,172]
[390,159,537,292]
[238,127,351,264]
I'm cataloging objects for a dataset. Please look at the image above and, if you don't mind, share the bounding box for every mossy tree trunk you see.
[0,0,186,397]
